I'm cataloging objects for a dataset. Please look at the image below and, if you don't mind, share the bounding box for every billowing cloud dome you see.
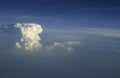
[14,23,43,51]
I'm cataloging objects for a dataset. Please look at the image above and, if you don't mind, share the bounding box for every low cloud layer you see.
[46,41,80,52]
[14,23,43,51]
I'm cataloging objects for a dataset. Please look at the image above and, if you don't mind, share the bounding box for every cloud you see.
[83,8,120,10]
[45,41,80,52]
[0,15,59,22]
[78,28,120,38]
[45,28,120,38]
[14,23,43,51]
[0,24,81,52]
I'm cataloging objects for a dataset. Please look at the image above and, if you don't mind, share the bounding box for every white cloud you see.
[0,24,81,52]
[64,41,81,46]
[45,41,80,52]
[45,28,120,38]
[16,42,22,48]
[14,23,43,51]
[78,28,120,38]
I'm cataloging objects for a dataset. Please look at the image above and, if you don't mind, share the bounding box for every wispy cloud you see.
[78,8,120,10]
[45,28,120,38]
[0,15,59,22]
[45,41,80,52]
[78,28,120,38]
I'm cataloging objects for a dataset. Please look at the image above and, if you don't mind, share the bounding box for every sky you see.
[0,0,120,28]
[0,0,120,78]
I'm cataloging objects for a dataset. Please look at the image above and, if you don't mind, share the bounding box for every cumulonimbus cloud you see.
[14,23,43,51]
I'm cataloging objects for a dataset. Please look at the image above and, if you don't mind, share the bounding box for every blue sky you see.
[0,0,120,28]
